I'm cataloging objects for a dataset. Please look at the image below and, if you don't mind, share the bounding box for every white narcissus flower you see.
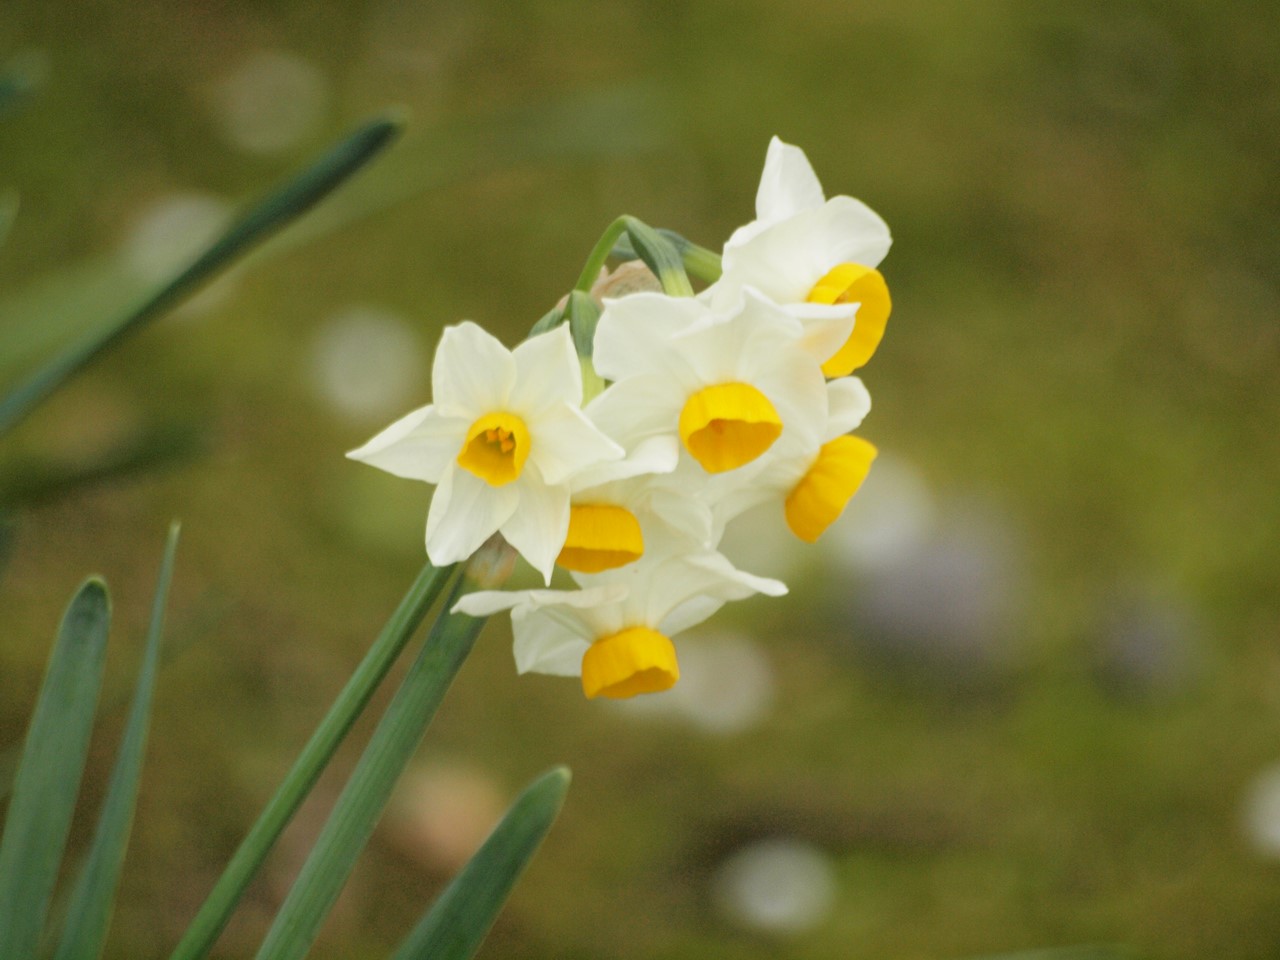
[454,549,786,700]
[589,288,847,479]
[347,322,623,582]
[709,136,893,377]
[698,377,877,545]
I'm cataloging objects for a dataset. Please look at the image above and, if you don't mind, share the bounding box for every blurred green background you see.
[2,0,1278,957]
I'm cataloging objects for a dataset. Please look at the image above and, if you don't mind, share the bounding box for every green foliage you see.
[0,114,403,438]
[0,579,111,960]
[169,560,457,960]
[52,524,179,960]
[392,767,571,960]
[254,575,492,960]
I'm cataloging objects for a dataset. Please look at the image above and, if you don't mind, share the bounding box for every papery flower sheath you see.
[709,136,894,376]
[347,322,623,581]
[454,548,786,699]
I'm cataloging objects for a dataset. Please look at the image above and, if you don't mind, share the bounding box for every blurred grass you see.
[1,0,1278,958]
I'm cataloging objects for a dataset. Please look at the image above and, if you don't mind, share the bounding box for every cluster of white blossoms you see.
[349,137,892,700]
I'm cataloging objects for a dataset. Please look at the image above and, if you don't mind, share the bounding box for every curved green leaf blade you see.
[168,560,456,960]
[52,526,179,960]
[254,577,490,960]
[391,767,571,960]
[0,578,111,960]
[0,114,403,438]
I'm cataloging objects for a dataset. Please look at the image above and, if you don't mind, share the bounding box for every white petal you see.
[527,402,624,486]
[592,293,704,383]
[452,582,625,617]
[345,404,466,484]
[509,324,582,413]
[512,607,593,676]
[499,474,570,584]
[431,321,515,417]
[425,466,519,566]
[570,434,679,492]
[784,300,857,368]
[826,376,872,437]
[721,198,892,305]
[755,136,826,222]
[585,374,685,449]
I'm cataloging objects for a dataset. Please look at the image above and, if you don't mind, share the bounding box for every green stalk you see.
[0,115,403,438]
[167,560,455,960]
[610,228,722,283]
[253,559,501,960]
[572,215,694,296]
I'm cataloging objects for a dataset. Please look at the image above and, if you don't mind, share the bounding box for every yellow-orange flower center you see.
[784,435,877,542]
[678,382,782,474]
[581,626,679,699]
[457,412,530,486]
[557,504,644,573]
[806,262,891,377]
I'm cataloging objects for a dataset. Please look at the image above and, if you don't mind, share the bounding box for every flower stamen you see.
[457,412,531,486]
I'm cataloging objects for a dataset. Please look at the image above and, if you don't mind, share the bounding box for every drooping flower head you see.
[348,322,623,582]
[455,547,786,699]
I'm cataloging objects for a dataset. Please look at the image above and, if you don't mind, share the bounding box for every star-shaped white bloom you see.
[347,322,623,582]
[454,547,785,699]
[707,136,894,377]
[589,287,847,480]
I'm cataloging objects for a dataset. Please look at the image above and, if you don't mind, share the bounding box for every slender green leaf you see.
[391,767,571,960]
[0,114,403,438]
[0,579,111,960]
[254,577,490,960]
[168,560,456,960]
[52,526,179,960]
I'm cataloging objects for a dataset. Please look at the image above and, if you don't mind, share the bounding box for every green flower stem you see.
[573,216,631,293]
[253,556,503,960]
[608,228,722,283]
[573,215,694,297]
[168,560,456,960]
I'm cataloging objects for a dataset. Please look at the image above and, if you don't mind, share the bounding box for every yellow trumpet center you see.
[678,382,782,474]
[806,262,891,377]
[581,626,679,700]
[457,412,531,487]
[784,435,877,542]
[557,504,645,574]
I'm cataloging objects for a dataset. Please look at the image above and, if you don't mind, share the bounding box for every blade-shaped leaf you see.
[253,576,490,960]
[52,525,179,960]
[0,114,403,438]
[168,560,456,960]
[391,767,571,960]
[0,579,111,960]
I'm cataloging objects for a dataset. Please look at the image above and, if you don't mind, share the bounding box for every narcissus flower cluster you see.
[350,137,892,700]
